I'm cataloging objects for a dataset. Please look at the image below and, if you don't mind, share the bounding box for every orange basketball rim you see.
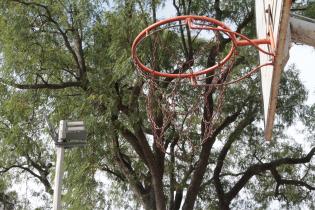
[131,15,275,79]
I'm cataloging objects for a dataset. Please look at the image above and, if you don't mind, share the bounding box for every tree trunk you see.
[218,201,230,210]
[143,187,157,210]
[152,172,166,210]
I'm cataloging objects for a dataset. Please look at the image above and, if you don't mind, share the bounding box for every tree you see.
[0,0,314,209]
[0,177,17,210]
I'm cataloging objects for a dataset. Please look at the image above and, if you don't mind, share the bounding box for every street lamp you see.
[53,120,87,210]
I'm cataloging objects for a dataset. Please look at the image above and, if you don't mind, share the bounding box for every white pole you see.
[53,146,65,210]
[53,120,66,210]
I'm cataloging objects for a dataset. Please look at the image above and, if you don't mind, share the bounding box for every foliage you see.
[0,0,314,210]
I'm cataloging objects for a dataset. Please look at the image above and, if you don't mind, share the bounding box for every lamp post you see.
[53,120,87,210]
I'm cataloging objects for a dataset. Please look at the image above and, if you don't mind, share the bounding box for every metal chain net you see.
[135,21,236,152]
[140,58,236,152]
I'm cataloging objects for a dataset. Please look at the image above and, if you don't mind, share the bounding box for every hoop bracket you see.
[236,38,271,47]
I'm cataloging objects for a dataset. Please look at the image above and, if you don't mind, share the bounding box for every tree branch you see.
[226,147,315,202]
[12,1,79,64]
[213,111,256,208]
[173,189,183,210]
[114,119,150,167]
[2,80,81,90]
[236,8,254,33]
[182,110,241,210]
[271,167,315,197]
[100,165,126,182]
[11,0,89,88]
[169,134,178,210]
[110,129,150,208]
[0,164,46,187]
[214,0,222,20]
[213,111,257,177]
[25,153,53,194]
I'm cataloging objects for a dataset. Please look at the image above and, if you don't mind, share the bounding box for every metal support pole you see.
[53,120,66,210]
[290,13,315,47]
[53,146,64,210]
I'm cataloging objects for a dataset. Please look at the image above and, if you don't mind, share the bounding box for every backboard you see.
[256,0,292,141]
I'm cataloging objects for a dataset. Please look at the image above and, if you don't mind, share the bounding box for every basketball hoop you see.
[131,15,275,151]
[131,15,274,83]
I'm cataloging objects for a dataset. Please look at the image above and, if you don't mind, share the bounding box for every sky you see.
[287,44,315,105]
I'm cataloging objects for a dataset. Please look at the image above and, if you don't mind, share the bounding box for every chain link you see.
[138,21,237,152]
